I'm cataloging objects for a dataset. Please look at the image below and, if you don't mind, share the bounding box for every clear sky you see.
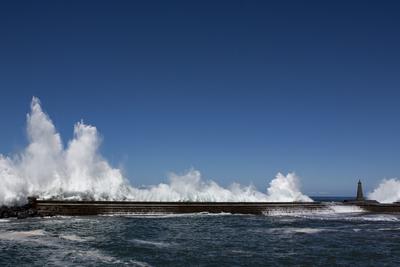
[1,1,400,196]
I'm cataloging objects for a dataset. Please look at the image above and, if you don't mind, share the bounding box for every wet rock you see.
[17,211,28,219]
[0,205,38,219]
[0,208,9,218]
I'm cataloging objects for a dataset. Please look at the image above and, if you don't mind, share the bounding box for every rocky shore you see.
[0,204,38,219]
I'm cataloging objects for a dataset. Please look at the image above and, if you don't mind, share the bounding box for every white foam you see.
[0,97,312,205]
[267,227,326,234]
[75,250,117,263]
[368,178,400,203]
[355,215,399,222]
[328,204,365,213]
[264,204,364,217]
[60,234,92,242]
[102,212,240,218]
[285,227,325,234]
[129,238,174,248]
[376,227,400,231]
[0,229,46,240]
[265,173,312,202]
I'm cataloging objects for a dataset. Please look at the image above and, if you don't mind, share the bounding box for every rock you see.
[1,210,7,218]
[17,211,28,219]
[0,204,38,219]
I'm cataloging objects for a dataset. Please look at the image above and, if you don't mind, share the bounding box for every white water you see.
[265,204,364,217]
[0,229,46,241]
[0,97,312,206]
[368,178,400,203]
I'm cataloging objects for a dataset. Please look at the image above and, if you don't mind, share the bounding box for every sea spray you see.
[127,170,311,202]
[0,97,312,205]
[266,172,312,202]
[0,97,129,205]
[368,178,400,203]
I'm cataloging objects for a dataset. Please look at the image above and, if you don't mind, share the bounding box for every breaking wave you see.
[368,178,400,203]
[0,229,46,241]
[0,97,312,206]
[265,204,364,217]
[129,239,174,248]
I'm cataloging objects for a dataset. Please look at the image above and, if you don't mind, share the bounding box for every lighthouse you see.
[356,180,364,201]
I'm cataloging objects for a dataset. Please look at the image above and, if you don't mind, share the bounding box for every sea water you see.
[1,206,400,266]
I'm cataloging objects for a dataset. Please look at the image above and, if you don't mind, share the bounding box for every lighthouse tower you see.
[356,180,364,201]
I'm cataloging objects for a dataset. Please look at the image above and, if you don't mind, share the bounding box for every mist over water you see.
[1,97,311,205]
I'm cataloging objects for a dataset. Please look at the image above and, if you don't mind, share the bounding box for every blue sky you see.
[1,1,400,196]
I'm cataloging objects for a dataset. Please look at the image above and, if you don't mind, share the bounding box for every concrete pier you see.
[1,181,399,218]
[31,199,326,216]
[29,199,400,216]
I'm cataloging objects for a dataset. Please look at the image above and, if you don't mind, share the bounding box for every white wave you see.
[0,97,129,205]
[0,219,10,223]
[265,204,364,217]
[343,215,399,222]
[284,227,325,234]
[266,227,326,234]
[129,238,174,248]
[0,97,312,205]
[355,215,399,222]
[266,173,312,202]
[264,209,316,216]
[275,212,400,222]
[74,250,117,263]
[103,212,238,218]
[328,204,365,213]
[0,229,46,240]
[125,171,311,202]
[376,227,400,231]
[60,234,93,242]
[368,178,400,203]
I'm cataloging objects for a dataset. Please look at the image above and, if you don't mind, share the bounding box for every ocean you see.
[1,201,400,266]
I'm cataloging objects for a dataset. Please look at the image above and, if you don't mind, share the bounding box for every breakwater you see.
[2,197,400,219]
[31,199,325,216]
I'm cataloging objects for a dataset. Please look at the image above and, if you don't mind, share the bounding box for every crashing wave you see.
[0,97,312,205]
[368,178,400,203]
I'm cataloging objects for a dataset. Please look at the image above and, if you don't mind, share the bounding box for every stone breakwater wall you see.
[0,205,37,219]
[2,198,400,219]
[33,199,326,216]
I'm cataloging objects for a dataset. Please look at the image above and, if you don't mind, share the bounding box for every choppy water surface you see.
[1,209,400,266]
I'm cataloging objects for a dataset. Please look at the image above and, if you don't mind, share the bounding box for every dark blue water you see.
[1,206,400,266]
[311,196,352,202]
